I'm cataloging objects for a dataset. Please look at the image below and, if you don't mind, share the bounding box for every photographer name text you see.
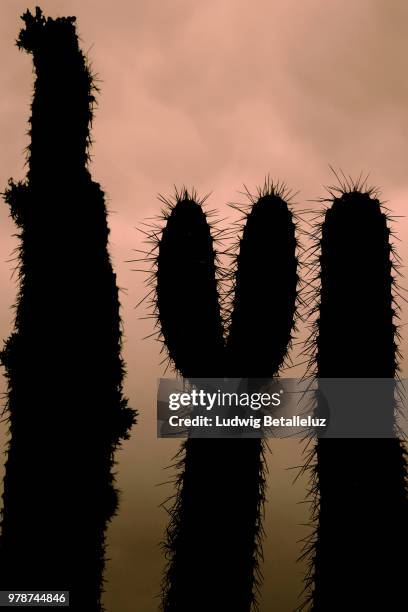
[168,415,327,430]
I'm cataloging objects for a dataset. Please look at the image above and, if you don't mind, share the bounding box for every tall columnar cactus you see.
[304,184,408,610]
[0,9,135,610]
[153,181,298,611]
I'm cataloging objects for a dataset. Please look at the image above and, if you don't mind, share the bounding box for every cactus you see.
[0,8,135,610]
[156,190,225,379]
[302,179,408,610]
[152,180,298,611]
[226,182,298,379]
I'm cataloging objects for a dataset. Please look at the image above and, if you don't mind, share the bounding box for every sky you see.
[0,1,407,610]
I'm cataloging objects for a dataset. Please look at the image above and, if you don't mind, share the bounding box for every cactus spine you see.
[154,181,298,611]
[0,9,135,610]
[305,185,408,610]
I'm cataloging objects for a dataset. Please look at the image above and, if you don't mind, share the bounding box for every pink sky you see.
[0,2,407,610]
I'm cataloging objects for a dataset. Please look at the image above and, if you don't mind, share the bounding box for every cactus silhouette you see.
[156,191,225,379]
[152,181,298,611]
[0,8,135,610]
[303,181,408,610]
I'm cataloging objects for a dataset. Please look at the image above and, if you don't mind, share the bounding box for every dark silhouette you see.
[0,8,135,610]
[153,181,298,611]
[302,182,408,610]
